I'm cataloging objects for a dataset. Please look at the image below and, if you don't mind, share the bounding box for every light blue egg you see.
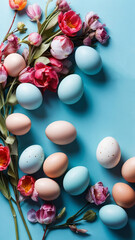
[75,46,102,75]
[63,166,90,195]
[19,145,45,174]
[99,204,128,229]
[58,74,84,104]
[16,83,43,110]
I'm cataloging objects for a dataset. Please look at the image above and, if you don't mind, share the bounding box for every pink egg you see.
[4,53,26,77]
[6,113,31,135]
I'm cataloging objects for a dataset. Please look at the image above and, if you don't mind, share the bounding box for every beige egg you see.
[35,178,60,201]
[43,152,68,178]
[4,53,26,77]
[45,120,77,145]
[112,182,135,208]
[121,157,135,183]
[6,113,31,135]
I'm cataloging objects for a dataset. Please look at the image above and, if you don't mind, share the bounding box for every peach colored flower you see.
[17,175,36,197]
[9,0,27,11]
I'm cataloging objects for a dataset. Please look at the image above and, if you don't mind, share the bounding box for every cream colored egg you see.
[43,152,68,178]
[6,113,31,135]
[121,157,135,183]
[4,53,26,77]
[35,178,61,201]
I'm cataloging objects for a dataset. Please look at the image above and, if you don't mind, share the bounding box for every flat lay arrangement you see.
[0,0,135,240]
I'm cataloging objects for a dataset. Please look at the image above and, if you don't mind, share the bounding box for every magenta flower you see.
[48,57,72,75]
[22,48,29,63]
[17,175,36,197]
[56,0,71,12]
[83,36,92,46]
[0,64,8,84]
[19,66,35,84]
[85,11,99,27]
[86,182,109,205]
[27,204,56,225]
[95,27,109,44]
[26,4,42,21]
[28,32,42,46]
[69,225,88,234]
[3,34,20,56]
[50,35,74,60]
[0,43,4,62]
[0,144,11,171]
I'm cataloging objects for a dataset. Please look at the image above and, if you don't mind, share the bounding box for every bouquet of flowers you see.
[0,0,109,239]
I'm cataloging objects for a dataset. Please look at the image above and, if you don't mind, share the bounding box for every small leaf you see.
[7,92,18,106]
[56,207,66,220]
[5,135,16,145]
[34,56,50,66]
[83,210,96,222]
[46,12,59,30]
[0,173,11,200]
[0,114,7,138]
[45,0,53,18]
[33,43,50,59]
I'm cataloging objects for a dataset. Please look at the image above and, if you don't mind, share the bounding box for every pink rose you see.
[26,4,42,21]
[50,35,74,60]
[19,66,35,84]
[48,57,72,75]
[95,27,109,44]
[34,62,59,92]
[28,32,42,47]
[0,64,8,84]
[56,0,71,12]
[3,34,20,57]
[86,182,109,205]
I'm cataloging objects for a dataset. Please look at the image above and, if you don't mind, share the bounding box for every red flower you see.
[17,175,35,197]
[0,144,11,171]
[19,66,35,84]
[58,10,82,37]
[34,62,59,92]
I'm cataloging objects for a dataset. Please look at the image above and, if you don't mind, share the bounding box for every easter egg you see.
[43,152,68,178]
[35,178,60,201]
[99,204,128,229]
[16,83,43,110]
[58,74,84,104]
[63,166,90,195]
[75,46,102,75]
[121,157,135,183]
[6,113,31,135]
[45,120,77,145]
[19,145,45,174]
[4,53,26,77]
[96,136,121,168]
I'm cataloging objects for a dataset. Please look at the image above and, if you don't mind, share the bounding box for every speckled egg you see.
[58,74,84,104]
[75,46,102,75]
[43,152,68,178]
[121,157,135,183]
[4,53,26,77]
[99,204,128,229]
[45,120,77,145]
[63,166,90,195]
[35,178,61,201]
[19,145,45,174]
[6,113,31,135]
[96,136,121,168]
[16,83,43,110]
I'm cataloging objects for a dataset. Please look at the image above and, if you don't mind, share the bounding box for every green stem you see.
[40,10,59,36]
[68,202,89,220]
[3,11,17,42]
[8,199,19,240]
[11,197,17,205]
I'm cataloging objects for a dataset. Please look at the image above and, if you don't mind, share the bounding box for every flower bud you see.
[56,0,71,12]
[28,32,42,46]
[26,4,42,21]
[95,27,109,44]
[17,22,27,33]
[0,64,8,84]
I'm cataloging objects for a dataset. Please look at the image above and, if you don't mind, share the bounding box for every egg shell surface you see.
[96,136,121,168]
[4,53,26,77]
[6,113,31,135]
[35,178,60,201]
[58,74,84,104]
[63,166,90,195]
[16,83,43,110]
[121,157,135,183]
[19,145,44,174]
[43,152,68,178]
[99,204,128,229]
[75,46,102,75]
[112,182,135,208]
[45,120,77,145]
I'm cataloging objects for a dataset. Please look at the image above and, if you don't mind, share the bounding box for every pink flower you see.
[26,4,42,21]
[27,204,56,225]
[0,43,4,62]
[22,48,29,63]
[69,225,88,234]
[56,0,71,12]
[17,175,36,197]
[90,20,104,31]
[3,34,20,56]
[34,62,59,92]
[86,182,109,205]
[0,64,8,84]
[19,66,35,84]
[9,0,27,11]
[28,32,42,47]
[95,27,109,44]
[50,35,74,60]
[48,57,72,75]
[85,11,99,27]
[0,144,11,171]
[83,36,92,46]
[58,10,82,37]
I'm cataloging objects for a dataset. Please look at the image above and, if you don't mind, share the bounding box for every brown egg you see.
[35,178,60,201]
[121,157,135,183]
[43,152,68,178]
[112,182,135,208]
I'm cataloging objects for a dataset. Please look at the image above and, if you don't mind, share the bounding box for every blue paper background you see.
[0,0,135,239]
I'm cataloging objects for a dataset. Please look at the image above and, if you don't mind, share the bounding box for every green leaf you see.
[5,78,17,104]
[33,42,50,59]
[37,21,42,33]
[83,210,96,222]
[34,56,50,66]
[56,207,66,220]
[45,0,53,18]
[46,11,59,30]
[7,92,18,106]
[0,173,11,200]
[5,135,16,145]
[0,114,7,138]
